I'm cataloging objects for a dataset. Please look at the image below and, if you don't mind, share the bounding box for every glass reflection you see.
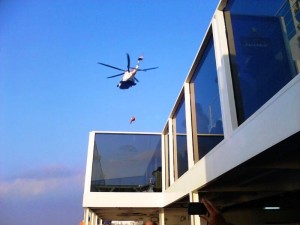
[191,37,224,160]
[91,133,161,192]
[224,0,299,124]
[174,97,188,178]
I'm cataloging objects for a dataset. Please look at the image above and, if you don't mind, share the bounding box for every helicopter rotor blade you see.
[137,67,159,72]
[98,62,125,72]
[126,53,130,72]
[134,77,139,82]
[106,72,125,78]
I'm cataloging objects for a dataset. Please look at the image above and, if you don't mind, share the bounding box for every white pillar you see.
[184,83,195,169]
[94,214,98,225]
[84,132,96,194]
[212,10,238,138]
[90,211,95,225]
[159,208,165,225]
[189,192,201,225]
[93,213,97,225]
[84,208,90,225]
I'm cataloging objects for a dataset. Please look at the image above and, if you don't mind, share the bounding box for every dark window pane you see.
[224,0,299,124]
[191,37,224,160]
[91,133,161,192]
[198,135,224,159]
[177,135,188,178]
[176,98,187,134]
[174,97,188,178]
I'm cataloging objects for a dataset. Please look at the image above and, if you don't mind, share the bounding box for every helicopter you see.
[98,53,158,89]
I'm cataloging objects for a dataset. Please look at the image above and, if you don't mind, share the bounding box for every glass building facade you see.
[87,0,300,194]
[83,1,300,224]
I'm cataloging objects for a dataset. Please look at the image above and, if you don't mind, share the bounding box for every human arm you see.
[199,198,232,225]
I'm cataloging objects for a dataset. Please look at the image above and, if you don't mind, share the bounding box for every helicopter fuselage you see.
[117,70,137,89]
[122,70,137,81]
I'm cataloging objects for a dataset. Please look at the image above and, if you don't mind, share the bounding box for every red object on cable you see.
[130,116,136,124]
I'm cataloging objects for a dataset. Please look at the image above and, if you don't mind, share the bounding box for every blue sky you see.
[0,1,219,224]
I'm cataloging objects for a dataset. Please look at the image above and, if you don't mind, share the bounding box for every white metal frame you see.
[83,131,164,208]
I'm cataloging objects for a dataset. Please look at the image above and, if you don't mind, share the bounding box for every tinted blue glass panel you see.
[225,0,285,16]
[176,98,187,134]
[177,135,188,177]
[224,0,299,124]
[191,37,224,160]
[284,11,293,21]
[174,97,188,178]
[91,133,161,192]
[197,136,224,159]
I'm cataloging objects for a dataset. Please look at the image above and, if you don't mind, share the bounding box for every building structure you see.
[82,0,300,225]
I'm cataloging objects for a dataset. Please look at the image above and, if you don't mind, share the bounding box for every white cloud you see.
[0,165,85,198]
